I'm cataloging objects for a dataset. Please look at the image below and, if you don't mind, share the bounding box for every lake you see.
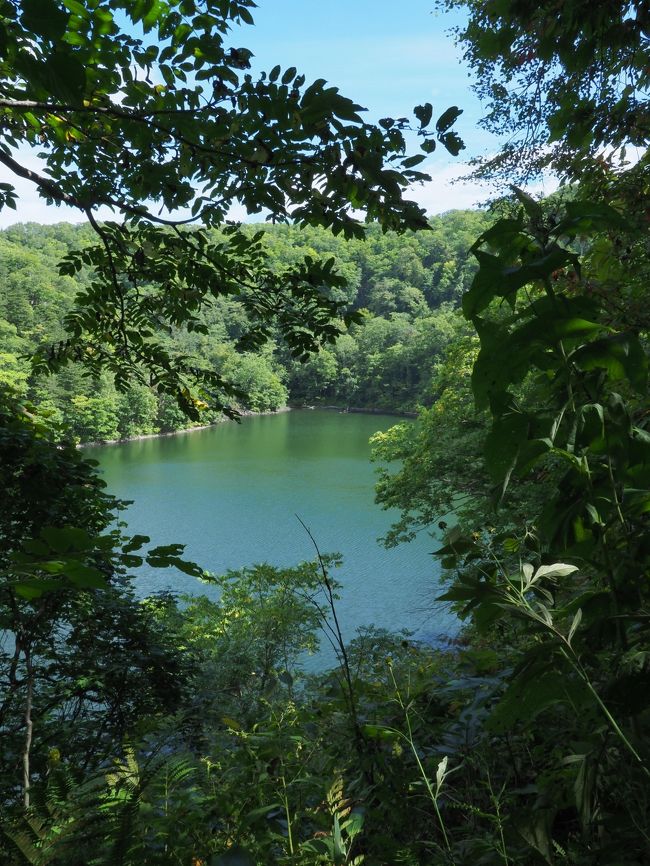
[91,410,457,665]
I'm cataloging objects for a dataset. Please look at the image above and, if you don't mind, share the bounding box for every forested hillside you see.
[0,213,487,441]
[2,0,649,863]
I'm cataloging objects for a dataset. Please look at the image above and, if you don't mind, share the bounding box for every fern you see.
[2,747,198,866]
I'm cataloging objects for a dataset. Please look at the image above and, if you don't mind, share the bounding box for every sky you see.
[0,0,557,228]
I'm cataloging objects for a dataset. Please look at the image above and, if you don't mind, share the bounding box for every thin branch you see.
[0,147,251,228]
[294,515,368,764]
[0,148,83,208]
[22,644,34,810]
[0,98,313,168]
[0,98,207,117]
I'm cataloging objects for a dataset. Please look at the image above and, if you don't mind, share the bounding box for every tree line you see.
[1,0,649,862]
[0,212,487,441]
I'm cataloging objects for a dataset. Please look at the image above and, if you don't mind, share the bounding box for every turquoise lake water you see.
[91,410,457,663]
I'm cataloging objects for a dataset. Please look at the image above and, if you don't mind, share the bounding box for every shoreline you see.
[79,403,417,449]
[312,404,418,419]
[79,406,292,449]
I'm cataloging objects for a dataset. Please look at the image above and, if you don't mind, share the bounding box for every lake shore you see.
[79,406,292,449]
[309,404,418,419]
[79,404,416,448]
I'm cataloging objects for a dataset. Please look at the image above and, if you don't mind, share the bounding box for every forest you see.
[1,0,649,864]
[0,211,487,441]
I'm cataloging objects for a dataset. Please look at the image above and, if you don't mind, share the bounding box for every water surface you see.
[92,411,456,662]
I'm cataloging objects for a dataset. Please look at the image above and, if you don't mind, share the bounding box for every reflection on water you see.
[92,410,457,665]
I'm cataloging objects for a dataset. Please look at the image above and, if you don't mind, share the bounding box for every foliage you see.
[0,214,489,439]
[2,1,650,864]
[438,0,650,183]
[431,190,650,858]
[0,390,204,812]
[0,0,464,416]
[371,1,650,860]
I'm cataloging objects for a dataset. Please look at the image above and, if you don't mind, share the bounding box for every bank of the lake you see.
[78,406,292,448]
[91,409,457,667]
[79,404,418,449]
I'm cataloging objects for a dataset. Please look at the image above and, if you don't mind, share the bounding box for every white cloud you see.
[409,160,560,215]
[0,149,561,230]
[0,147,115,228]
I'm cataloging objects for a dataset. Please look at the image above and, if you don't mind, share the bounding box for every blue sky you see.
[236,1,492,151]
[0,1,548,226]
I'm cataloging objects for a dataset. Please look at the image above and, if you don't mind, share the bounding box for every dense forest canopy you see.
[0,0,464,417]
[1,0,650,864]
[0,212,488,439]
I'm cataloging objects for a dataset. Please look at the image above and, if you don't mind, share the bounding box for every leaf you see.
[435,756,448,789]
[488,671,584,733]
[534,563,579,580]
[511,185,542,220]
[435,105,462,133]
[438,131,464,156]
[121,534,150,553]
[556,200,630,234]
[281,66,297,84]
[41,526,91,554]
[521,563,534,583]
[568,608,582,645]
[43,52,87,104]
[21,0,70,40]
[12,579,62,599]
[571,333,648,392]
[362,724,399,741]
[64,561,108,589]
[401,154,427,169]
[484,409,529,487]
[414,102,433,128]
[242,803,283,826]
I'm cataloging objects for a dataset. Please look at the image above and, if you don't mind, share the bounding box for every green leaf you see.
[511,185,542,220]
[484,410,530,485]
[488,671,585,733]
[21,0,70,40]
[571,333,648,392]
[12,579,62,599]
[41,526,92,554]
[568,608,582,644]
[362,724,399,741]
[43,52,87,103]
[556,200,630,235]
[121,534,150,553]
[242,803,283,826]
[64,561,108,589]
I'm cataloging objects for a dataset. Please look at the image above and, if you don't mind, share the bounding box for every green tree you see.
[439,0,650,183]
[0,389,204,813]
[373,1,650,860]
[0,0,464,417]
